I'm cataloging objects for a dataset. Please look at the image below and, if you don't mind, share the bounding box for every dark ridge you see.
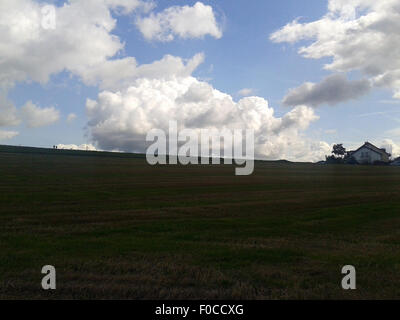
[0,144,311,164]
[0,144,146,159]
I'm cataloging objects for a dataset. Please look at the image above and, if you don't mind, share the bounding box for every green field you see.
[1,145,400,299]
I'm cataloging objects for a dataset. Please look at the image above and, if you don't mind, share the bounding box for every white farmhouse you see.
[348,142,391,164]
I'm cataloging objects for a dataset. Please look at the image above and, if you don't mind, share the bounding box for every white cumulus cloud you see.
[238,88,255,97]
[20,101,60,128]
[136,2,222,42]
[83,53,205,90]
[67,113,77,123]
[57,143,97,151]
[0,93,20,127]
[0,0,150,90]
[0,130,18,141]
[86,54,329,162]
[381,139,400,158]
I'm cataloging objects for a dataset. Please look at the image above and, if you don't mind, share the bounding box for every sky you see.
[1,0,400,161]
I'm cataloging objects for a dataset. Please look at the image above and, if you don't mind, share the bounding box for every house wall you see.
[352,147,383,164]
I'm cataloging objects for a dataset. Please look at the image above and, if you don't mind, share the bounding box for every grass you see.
[1,145,400,299]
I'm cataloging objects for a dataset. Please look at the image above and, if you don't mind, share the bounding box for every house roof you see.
[349,142,391,157]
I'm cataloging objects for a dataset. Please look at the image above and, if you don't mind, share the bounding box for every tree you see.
[332,144,346,158]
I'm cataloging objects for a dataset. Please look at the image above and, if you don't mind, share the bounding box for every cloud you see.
[282,74,372,107]
[136,2,222,42]
[380,139,400,158]
[20,101,60,128]
[0,93,20,127]
[0,0,149,90]
[67,52,205,91]
[57,144,97,151]
[0,130,18,141]
[271,0,400,101]
[86,54,329,162]
[324,129,337,135]
[103,0,148,13]
[66,113,77,123]
[238,88,255,97]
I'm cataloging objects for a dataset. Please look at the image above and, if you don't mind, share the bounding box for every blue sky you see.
[2,0,400,159]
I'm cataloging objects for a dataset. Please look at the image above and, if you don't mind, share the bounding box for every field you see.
[1,145,400,299]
